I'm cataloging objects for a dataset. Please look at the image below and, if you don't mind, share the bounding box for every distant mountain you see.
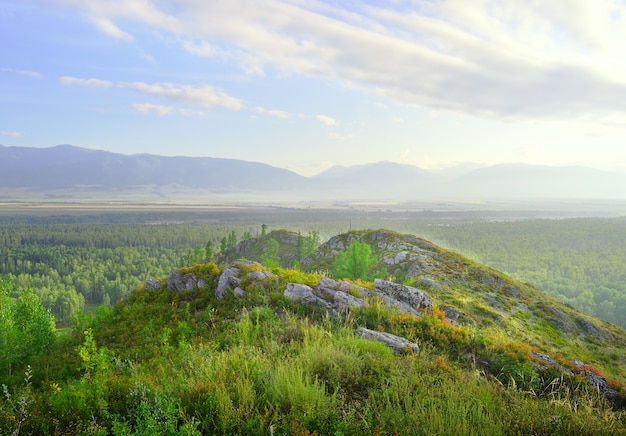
[1,145,625,201]
[0,144,308,194]
[455,163,626,199]
[313,161,437,200]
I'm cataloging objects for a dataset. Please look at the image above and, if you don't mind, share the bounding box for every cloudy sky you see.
[2,0,626,176]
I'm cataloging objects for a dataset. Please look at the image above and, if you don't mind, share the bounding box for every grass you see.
[2,261,626,435]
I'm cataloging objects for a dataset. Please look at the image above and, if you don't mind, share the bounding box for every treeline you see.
[0,222,265,325]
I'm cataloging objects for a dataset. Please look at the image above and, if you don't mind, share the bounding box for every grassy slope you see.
[3,230,626,435]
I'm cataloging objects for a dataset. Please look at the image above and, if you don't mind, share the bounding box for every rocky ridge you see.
[160,229,626,403]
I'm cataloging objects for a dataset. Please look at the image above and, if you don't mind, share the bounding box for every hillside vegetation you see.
[1,229,625,435]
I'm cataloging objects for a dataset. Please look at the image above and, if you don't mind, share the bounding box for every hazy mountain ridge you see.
[2,144,626,200]
[0,144,308,192]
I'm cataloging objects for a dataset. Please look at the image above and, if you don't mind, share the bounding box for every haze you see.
[2,1,626,177]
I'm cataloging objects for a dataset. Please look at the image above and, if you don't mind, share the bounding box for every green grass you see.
[2,260,626,435]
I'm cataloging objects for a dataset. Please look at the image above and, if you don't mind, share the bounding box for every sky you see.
[2,0,626,176]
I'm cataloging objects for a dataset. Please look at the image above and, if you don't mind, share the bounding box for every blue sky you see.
[2,0,626,176]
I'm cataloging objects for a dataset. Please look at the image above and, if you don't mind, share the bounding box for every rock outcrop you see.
[282,277,433,318]
[166,269,208,292]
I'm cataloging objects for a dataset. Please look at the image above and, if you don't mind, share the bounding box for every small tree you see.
[262,239,280,268]
[261,224,267,236]
[332,241,377,281]
[205,240,214,259]
[227,231,238,249]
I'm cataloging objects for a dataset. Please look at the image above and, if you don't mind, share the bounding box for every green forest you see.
[0,210,624,329]
[418,218,626,329]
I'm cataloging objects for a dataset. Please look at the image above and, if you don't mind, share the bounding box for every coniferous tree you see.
[332,241,377,281]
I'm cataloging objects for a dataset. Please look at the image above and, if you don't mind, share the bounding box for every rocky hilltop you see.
[201,229,626,401]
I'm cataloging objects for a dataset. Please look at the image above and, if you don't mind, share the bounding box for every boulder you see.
[284,283,331,310]
[144,279,161,290]
[215,266,241,299]
[374,279,433,311]
[357,327,419,354]
[166,269,207,292]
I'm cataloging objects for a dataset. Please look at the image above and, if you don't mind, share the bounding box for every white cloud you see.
[119,81,242,109]
[256,106,305,119]
[140,51,155,63]
[90,16,133,40]
[0,67,42,79]
[0,131,22,138]
[59,76,113,87]
[50,0,626,126]
[328,132,352,141]
[182,40,219,58]
[177,108,206,117]
[316,114,336,126]
[57,74,242,112]
[132,103,173,115]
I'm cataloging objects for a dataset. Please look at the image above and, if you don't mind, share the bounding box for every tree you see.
[262,239,280,268]
[332,241,377,281]
[220,237,228,253]
[0,279,56,381]
[205,240,214,259]
[261,224,267,237]
[227,231,238,249]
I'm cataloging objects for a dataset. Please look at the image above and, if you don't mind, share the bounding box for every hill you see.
[3,229,624,434]
[218,229,626,378]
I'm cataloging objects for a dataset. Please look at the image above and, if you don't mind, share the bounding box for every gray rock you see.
[144,279,161,290]
[443,306,461,322]
[575,317,607,341]
[315,277,339,299]
[333,291,365,312]
[572,360,617,400]
[166,270,200,292]
[547,307,577,332]
[338,280,371,298]
[357,327,419,354]
[284,283,328,308]
[247,270,278,283]
[530,352,574,376]
[374,279,433,311]
[382,250,409,266]
[318,277,338,289]
[215,266,241,299]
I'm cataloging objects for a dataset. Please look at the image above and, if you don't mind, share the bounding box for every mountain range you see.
[2,144,625,201]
